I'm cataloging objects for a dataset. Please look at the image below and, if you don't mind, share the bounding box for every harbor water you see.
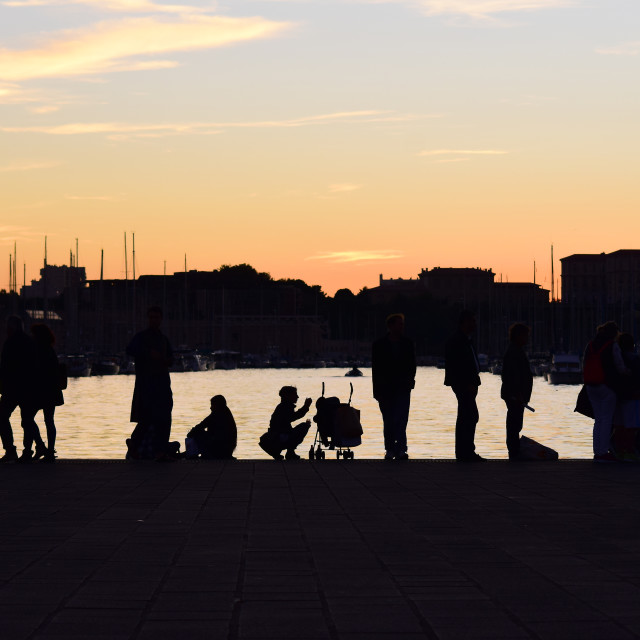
[48,367,594,460]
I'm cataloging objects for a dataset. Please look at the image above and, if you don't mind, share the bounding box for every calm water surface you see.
[51,368,593,459]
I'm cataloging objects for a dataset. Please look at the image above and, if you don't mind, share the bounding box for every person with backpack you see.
[583,321,629,462]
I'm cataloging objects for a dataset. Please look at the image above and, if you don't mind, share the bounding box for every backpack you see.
[583,340,612,385]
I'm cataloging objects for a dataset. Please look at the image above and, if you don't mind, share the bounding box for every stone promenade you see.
[1,460,639,639]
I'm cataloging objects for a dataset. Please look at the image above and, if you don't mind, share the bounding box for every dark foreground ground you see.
[1,459,639,640]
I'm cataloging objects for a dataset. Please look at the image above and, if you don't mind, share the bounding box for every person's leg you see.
[378,396,395,457]
[505,401,524,459]
[454,387,478,459]
[43,406,57,452]
[153,418,173,458]
[0,395,18,458]
[392,390,411,457]
[587,384,617,457]
[20,404,44,459]
[286,422,311,458]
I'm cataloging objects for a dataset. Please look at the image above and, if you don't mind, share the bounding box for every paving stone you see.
[2,460,640,639]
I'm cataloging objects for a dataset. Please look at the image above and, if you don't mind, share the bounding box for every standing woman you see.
[500,323,533,460]
[31,324,63,462]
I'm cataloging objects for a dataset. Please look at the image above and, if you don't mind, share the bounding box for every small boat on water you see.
[185,352,208,372]
[547,354,582,385]
[92,357,120,376]
[211,350,240,370]
[63,355,92,377]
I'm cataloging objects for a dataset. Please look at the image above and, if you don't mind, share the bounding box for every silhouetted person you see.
[126,306,174,460]
[0,315,41,463]
[372,313,416,460]
[612,332,640,460]
[29,323,63,462]
[584,321,629,462]
[501,323,533,460]
[444,310,484,462]
[261,386,311,460]
[187,395,237,459]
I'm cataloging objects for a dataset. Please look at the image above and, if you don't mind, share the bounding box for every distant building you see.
[62,270,327,358]
[561,250,640,351]
[371,267,550,355]
[419,267,495,308]
[21,265,86,299]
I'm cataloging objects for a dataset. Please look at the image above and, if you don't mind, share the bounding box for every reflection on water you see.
[50,368,593,459]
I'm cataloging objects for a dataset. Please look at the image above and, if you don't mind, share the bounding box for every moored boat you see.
[547,354,582,385]
[92,357,120,376]
[63,355,92,377]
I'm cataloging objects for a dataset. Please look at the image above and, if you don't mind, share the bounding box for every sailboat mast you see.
[551,245,555,302]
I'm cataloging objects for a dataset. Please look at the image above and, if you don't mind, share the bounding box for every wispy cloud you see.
[0,225,42,242]
[65,194,124,201]
[28,105,61,114]
[2,0,214,14]
[0,15,293,82]
[306,250,403,263]
[596,41,640,56]
[409,0,576,19]
[0,110,395,137]
[0,161,60,172]
[418,149,508,156]
[328,183,362,193]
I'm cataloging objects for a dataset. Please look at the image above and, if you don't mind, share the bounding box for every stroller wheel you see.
[308,446,315,460]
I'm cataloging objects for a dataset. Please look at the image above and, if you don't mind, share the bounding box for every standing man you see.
[372,313,416,460]
[126,306,174,460]
[500,323,533,460]
[0,316,42,463]
[444,310,484,462]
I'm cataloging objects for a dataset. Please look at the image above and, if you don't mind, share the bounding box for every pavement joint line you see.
[23,462,159,639]
[130,462,227,639]
[284,463,340,640]
[2,461,640,639]
[311,461,440,640]
[227,460,255,640]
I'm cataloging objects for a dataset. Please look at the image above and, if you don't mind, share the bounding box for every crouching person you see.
[186,395,237,459]
[260,386,311,460]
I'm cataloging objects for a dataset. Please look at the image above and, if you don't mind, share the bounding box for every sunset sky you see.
[1,0,639,295]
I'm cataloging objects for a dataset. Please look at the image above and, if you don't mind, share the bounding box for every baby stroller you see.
[309,382,363,460]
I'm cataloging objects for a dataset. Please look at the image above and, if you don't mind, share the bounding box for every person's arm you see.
[293,398,312,420]
[612,343,631,375]
[408,340,417,389]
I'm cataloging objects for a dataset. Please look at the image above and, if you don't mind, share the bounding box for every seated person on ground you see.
[261,386,311,460]
[187,395,237,459]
